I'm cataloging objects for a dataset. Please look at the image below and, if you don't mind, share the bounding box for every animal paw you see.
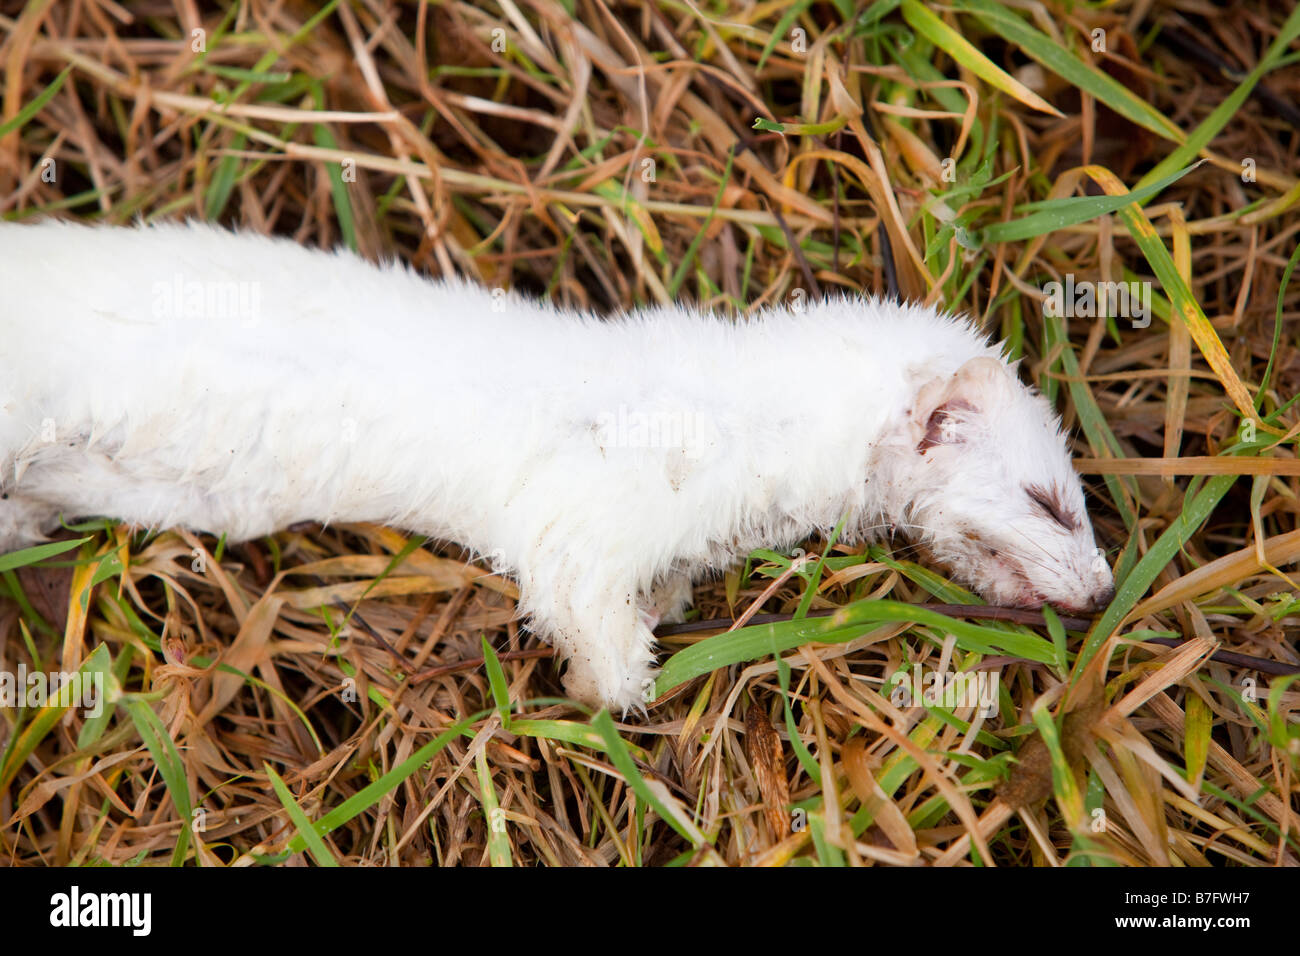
[561,657,603,709]
[560,649,659,715]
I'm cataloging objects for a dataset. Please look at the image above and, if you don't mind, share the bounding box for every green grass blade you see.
[957,0,1182,142]
[1258,240,1300,413]
[0,66,72,139]
[311,120,358,252]
[1137,3,1300,190]
[778,657,821,786]
[591,709,711,848]
[1112,193,1257,423]
[283,709,491,854]
[199,66,293,84]
[482,636,513,729]
[266,764,339,866]
[668,148,734,298]
[1031,704,1082,818]
[1042,313,1138,530]
[203,132,247,220]
[755,0,815,73]
[476,749,513,867]
[510,718,609,750]
[1041,605,1069,680]
[0,536,92,574]
[808,811,847,866]
[1266,675,1300,758]
[792,509,848,620]
[76,645,125,750]
[123,695,193,866]
[1074,474,1236,678]
[982,163,1199,243]
[656,598,1056,695]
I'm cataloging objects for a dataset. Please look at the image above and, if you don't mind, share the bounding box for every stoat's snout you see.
[978,541,1115,615]
[889,354,1116,617]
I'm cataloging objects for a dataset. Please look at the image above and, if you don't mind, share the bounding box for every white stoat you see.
[0,219,1114,710]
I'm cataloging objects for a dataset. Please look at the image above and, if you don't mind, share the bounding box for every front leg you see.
[556,597,659,714]
[553,576,697,711]
[520,569,660,713]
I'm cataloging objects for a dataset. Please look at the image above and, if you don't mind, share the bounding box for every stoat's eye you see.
[1025,483,1079,531]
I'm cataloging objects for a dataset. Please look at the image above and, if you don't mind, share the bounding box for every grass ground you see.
[0,0,1298,867]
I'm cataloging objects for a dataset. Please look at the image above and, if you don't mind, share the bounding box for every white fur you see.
[0,220,1114,710]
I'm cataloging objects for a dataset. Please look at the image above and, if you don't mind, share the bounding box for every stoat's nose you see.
[1058,583,1115,616]
[1087,583,1116,612]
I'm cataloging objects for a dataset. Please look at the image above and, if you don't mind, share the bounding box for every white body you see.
[0,220,1113,710]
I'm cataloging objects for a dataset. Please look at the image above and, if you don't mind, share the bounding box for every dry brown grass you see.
[0,0,1298,867]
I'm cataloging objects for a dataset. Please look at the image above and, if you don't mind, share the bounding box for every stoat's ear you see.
[951,355,1014,394]
[911,356,1012,452]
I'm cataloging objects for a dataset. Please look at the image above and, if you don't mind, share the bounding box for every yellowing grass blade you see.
[1080,165,1267,432]
[0,643,113,793]
[1074,457,1300,476]
[1184,695,1211,789]
[900,0,1063,118]
[1132,527,1300,620]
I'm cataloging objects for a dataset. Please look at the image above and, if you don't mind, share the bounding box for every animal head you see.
[886,354,1114,614]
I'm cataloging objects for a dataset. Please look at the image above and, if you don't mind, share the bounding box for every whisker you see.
[1007,525,1060,566]
[1005,528,1061,577]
